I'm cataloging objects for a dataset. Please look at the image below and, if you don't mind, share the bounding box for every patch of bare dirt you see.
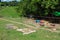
[6,24,18,29]
[24,18,40,29]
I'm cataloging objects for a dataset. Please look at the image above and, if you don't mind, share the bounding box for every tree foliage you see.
[16,0,60,16]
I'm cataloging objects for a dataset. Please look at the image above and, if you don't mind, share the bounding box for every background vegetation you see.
[16,0,60,17]
[0,0,60,17]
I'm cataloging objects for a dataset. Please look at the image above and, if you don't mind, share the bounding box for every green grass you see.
[0,6,60,40]
[0,6,19,18]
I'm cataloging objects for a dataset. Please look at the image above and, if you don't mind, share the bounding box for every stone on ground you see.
[6,24,18,29]
[16,28,36,35]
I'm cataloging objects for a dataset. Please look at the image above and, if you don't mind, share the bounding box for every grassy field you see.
[0,7,60,40]
[0,6,19,18]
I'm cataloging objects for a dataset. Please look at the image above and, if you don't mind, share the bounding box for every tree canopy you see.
[16,0,60,17]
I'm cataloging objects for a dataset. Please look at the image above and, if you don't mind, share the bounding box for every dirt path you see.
[0,18,36,29]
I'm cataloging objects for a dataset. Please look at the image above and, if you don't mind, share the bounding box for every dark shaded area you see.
[34,14,60,24]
